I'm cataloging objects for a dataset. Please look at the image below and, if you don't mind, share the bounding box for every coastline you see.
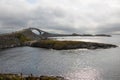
[30,40,117,50]
[0,73,66,80]
[0,28,117,50]
[0,28,119,80]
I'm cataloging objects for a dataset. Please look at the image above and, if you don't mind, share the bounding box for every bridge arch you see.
[29,28,45,35]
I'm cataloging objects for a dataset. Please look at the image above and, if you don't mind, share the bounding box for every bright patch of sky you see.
[27,0,37,4]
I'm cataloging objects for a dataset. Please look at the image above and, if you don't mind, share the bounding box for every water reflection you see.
[65,67,101,80]
[0,35,120,80]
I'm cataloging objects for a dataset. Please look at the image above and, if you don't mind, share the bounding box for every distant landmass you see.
[0,28,117,50]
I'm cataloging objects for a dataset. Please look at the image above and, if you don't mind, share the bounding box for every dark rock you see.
[30,40,117,50]
[0,28,117,50]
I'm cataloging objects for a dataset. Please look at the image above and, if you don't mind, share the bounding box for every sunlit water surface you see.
[0,35,120,80]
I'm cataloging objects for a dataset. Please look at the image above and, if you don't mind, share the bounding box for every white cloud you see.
[0,0,120,34]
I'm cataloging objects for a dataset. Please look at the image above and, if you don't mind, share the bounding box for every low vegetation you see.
[15,33,31,43]
[0,74,64,80]
[30,39,117,50]
[0,32,32,49]
[0,28,117,50]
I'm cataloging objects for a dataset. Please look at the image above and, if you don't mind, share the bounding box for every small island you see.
[30,40,117,50]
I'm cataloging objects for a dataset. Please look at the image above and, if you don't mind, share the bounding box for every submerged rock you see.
[30,40,117,50]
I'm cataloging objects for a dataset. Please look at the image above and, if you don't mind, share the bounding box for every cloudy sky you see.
[0,0,120,34]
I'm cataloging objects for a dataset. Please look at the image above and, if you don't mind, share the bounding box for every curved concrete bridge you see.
[19,28,49,40]
[28,28,46,35]
[26,28,57,37]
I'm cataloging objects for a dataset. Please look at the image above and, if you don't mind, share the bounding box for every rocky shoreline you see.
[0,28,118,80]
[0,28,118,50]
[0,73,66,80]
[30,40,117,50]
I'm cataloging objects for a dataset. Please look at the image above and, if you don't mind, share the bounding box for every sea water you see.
[0,35,120,80]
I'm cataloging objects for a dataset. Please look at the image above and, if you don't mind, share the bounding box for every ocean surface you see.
[0,35,120,80]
